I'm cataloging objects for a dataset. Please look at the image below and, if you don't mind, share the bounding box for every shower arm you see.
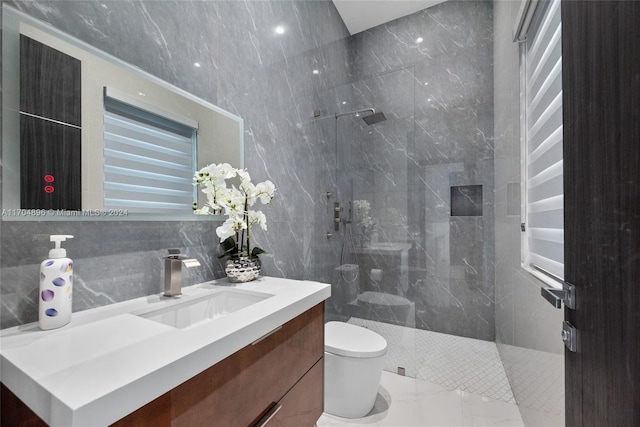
[335,108,375,119]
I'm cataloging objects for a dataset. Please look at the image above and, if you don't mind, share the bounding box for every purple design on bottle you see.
[45,308,58,317]
[45,260,55,267]
[41,290,55,301]
[52,277,66,287]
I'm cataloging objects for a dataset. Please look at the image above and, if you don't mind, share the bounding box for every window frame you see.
[517,0,565,289]
[103,89,199,215]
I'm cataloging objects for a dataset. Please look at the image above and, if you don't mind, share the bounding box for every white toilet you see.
[324,321,387,418]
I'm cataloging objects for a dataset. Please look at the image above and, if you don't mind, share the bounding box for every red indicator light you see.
[44,185,55,194]
[44,174,55,183]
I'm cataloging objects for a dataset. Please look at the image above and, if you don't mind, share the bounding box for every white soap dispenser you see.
[39,235,74,330]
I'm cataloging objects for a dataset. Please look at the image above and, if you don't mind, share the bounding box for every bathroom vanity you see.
[0,277,330,426]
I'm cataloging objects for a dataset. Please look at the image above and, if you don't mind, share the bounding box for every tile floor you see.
[317,318,526,426]
[317,371,525,427]
[348,318,515,403]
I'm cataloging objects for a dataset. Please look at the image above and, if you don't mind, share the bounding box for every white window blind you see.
[523,0,564,281]
[103,96,197,214]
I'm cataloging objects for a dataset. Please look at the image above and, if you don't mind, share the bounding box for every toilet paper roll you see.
[370,269,383,281]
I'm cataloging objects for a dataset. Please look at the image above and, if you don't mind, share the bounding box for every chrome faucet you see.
[164,249,201,297]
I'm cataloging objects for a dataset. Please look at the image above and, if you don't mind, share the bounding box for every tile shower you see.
[318,1,495,341]
[0,1,564,425]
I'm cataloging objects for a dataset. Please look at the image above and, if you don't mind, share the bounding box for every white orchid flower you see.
[215,216,247,242]
[215,163,236,179]
[236,169,251,184]
[241,181,257,206]
[218,186,246,214]
[254,180,276,204]
[248,210,267,230]
[193,206,209,215]
[216,218,237,242]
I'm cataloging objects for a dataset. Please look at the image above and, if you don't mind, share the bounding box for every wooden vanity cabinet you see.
[0,302,324,427]
[114,301,325,427]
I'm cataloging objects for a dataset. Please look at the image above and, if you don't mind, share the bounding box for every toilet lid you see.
[325,321,387,359]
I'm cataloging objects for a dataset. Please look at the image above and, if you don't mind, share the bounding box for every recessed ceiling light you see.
[193,62,201,68]
[275,26,285,35]
[137,92,146,97]
[312,69,320,75]
[342,101,347,105]
[416,37,424,44]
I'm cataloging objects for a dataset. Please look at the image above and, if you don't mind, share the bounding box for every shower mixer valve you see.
[334,202,342,231]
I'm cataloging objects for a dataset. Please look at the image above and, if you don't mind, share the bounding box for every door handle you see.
[562,321,578,352]
[541,282,576,309]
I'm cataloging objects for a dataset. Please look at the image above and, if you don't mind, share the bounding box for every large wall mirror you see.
[2,5,243,221]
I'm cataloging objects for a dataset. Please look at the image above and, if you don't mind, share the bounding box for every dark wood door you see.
[562,1,640,425]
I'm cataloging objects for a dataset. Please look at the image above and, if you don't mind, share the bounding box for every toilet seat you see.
[325,321,387,358]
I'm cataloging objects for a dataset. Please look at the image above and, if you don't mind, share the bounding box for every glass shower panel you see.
[329,67,419,378]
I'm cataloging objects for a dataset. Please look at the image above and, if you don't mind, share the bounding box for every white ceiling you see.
[332,0,448,35]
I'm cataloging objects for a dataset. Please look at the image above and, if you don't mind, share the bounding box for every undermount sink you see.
[138,288,272,329]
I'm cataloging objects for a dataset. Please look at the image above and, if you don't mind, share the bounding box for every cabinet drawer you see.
[170,302,324,426]
[255,358,323,427]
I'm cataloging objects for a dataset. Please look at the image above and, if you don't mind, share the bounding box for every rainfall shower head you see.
[362,111,386,125]
[334,108,387,125]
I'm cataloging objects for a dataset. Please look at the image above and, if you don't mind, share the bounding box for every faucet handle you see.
[167,248,181,259]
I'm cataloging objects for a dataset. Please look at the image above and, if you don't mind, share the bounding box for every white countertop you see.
[0,276,330,427]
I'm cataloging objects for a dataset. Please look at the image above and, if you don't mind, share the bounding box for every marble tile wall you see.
[322,1,496,341]
[492,1,565,425]
[1,1,566,421]
[4,0,496,344]
[1,0,351,328]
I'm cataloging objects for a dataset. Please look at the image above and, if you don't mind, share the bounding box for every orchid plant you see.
[193,163,276,259]
[353,199,377,246]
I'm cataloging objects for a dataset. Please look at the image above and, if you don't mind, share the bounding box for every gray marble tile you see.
[3,0,498,348]
[322,2,499,337]
[9,0,220,103]
[352,1,493,81]
[1,0,351,328]
[0,220,224,327]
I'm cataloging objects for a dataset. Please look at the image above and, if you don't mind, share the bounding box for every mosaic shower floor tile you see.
[347,317,516,404]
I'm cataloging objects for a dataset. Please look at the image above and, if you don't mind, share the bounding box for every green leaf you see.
[251,246,267,257]
[218,237,238,258]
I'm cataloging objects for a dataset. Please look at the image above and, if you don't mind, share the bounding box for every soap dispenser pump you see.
[39,235,74,330]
